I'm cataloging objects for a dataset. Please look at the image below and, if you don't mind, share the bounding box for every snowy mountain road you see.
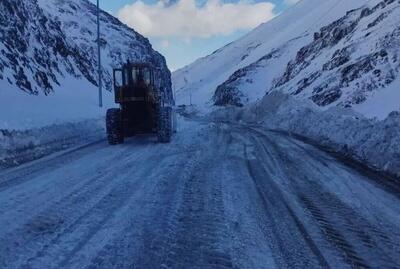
[0,120,399,269]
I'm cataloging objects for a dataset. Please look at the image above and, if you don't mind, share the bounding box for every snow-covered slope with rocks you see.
[0,0,171,130]
[173,0,400,119]
[272,0,400,119]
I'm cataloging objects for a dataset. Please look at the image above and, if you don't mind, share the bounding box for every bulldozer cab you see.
[113,63,156,104]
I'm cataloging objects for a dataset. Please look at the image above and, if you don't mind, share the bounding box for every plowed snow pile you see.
[0,120,105,168]
[211,91,400,177]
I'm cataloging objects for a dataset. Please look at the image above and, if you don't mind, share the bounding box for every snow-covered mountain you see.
[0,0,171,129]
[173,0,399,119]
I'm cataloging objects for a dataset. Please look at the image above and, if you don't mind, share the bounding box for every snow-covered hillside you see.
[173,0,399,119]
[0,0,171,130]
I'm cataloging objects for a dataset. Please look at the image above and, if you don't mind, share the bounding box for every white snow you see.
[0,0,116,131]
[0,76,114,131]
[211,91,400,176]
[0,116,399,268]
[0,118,106,168]
[173,0,380,111]
[353,77,400,120]
[173,0,400,177]
[0,0,168,131]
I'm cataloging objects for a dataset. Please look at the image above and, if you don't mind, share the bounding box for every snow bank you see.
[0,119,105,169]
[211,92,400,177]
[0,77,115,130]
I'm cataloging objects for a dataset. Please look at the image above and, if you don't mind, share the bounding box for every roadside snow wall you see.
[211,92,400,177]
[0,119,105,168]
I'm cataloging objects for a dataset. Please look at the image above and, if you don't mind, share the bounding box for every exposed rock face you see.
[210,0,400,113]
[272,0,400,108]
[0,0,69,95]
[0,0,172,99]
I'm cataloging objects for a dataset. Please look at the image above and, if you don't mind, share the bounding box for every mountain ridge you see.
[173,0,399,119]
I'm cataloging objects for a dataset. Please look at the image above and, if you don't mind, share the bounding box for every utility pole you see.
[97,0,103,108]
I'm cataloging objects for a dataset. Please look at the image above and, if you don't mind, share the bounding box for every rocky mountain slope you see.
[173,0,399,119]
[0,0,171,129]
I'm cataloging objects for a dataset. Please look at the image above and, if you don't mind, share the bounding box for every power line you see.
[303,0,345,35]
[303,0,377,35]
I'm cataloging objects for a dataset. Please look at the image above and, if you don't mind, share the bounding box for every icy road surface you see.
[0,120,399,269]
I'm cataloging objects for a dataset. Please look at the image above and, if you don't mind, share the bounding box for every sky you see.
[90,0,300,71]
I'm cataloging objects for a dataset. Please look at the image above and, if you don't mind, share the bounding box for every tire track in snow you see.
[82,146,205,269]
[1,120,399,269]
[0,143,145,235]
[250,128,400,269]
[263,130,400,267]
[78,124,231,269]
[141,125,236,269]
[243,134,330,269]
[0,140,106,191]
[0,142,157,268]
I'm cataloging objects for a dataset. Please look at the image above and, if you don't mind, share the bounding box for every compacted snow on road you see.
[0,119,399,269]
